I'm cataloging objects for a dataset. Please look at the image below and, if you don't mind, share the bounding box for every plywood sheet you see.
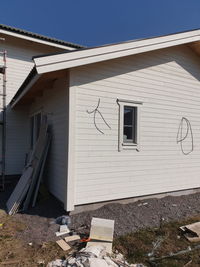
[89,217,114,242]
[56,240,71,251]
[6,167,33,215]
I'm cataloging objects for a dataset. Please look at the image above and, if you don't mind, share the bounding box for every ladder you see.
[0,50,6,191]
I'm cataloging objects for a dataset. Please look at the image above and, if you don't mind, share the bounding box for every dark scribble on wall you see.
[87,98,111,134]
[176,117,194,155]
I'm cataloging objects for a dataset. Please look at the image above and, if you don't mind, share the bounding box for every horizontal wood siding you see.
[70,45,200,205]
[0,34,65,174]
[30,77,68,202]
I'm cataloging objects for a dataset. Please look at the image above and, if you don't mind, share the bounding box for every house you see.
[0,24,82,178]
[7,28,200,212]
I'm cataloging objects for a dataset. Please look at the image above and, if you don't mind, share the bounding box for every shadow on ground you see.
[0,177,66,218]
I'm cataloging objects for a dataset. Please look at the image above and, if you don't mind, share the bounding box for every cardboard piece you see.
[180,222,200,242]
[56,239,71,251]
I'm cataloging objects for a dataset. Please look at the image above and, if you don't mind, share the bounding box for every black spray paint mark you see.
[176,117,194,155]
[87,98,111,134]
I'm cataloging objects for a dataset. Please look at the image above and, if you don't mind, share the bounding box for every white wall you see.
[0,34,66,174]
[70,45,200,205]
[29,77,68,203]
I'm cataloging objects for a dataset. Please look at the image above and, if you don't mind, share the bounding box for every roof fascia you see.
[0,29,76,51]
[10,73,41,108]
[34,29,200,74]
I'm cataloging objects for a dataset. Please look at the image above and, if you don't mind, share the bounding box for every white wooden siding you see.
[70,45,200,205]
[0,34,66,174]
[30,77,68,202]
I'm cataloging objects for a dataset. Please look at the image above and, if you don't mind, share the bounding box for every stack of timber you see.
[6,118,51,215]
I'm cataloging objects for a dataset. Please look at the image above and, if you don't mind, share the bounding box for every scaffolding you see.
[0,50,7,190]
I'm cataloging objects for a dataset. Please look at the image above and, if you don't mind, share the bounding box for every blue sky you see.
[1,0,200,47]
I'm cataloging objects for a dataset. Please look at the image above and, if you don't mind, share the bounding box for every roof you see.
[0,24,84,50]
[34,28,200,74]
[10,28,200,107]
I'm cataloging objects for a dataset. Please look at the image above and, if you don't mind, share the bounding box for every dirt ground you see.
[2,179,200,266]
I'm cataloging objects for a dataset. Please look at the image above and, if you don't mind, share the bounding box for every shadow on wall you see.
[72,45,200,87]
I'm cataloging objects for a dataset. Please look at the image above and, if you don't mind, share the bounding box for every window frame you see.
[117,99,142,151]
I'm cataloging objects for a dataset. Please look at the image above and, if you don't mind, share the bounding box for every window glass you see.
[123,106,137,143]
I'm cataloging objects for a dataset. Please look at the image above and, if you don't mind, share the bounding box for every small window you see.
[123,106,137,143]
[118,99,142,151]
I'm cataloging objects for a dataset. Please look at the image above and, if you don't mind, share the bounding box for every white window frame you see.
[117,99,142,151]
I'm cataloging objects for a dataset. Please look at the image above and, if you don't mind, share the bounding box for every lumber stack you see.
[6,117,51,215]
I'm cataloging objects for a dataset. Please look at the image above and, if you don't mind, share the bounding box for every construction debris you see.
[60,225,70,233]
[55,224,70,237]
[180,221,200,242]
[87,217,114,254]
[149,245,200,262]
[47,245,146,267]
[147,236,164,257]
[56,231,70,237]
[56,239,71,251]
[64,235,80,242]
[55,215,71,226]
[6,117,51,215]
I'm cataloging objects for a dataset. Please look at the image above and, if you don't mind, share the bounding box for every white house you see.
[7,28,200,212]
[0,24,82,178]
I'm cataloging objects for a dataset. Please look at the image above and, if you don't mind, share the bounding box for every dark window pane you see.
[124,126,133,141]
[123,106,137,143]
[124,107,133,125]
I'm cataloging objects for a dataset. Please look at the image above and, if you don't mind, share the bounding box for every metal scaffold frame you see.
[0,50,7,191]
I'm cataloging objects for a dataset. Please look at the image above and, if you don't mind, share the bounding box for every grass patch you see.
[114,216,200,266]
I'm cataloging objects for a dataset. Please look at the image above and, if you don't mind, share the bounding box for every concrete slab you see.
[90,217,114,242]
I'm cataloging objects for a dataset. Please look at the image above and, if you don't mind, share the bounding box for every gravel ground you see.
[1,179,200,245]
[71,194,200,237]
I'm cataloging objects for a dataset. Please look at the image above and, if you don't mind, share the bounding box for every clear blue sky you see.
[1,0,200,47]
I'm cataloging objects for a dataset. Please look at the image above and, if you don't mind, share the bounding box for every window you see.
[123,106,137,143]
[117,99,142,151]
[30,112,42,149]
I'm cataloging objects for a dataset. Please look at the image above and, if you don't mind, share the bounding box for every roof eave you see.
[0,24,85,50]
[10,28,200,108]
[0,29,76,51]
[10,68,40,108]
[34,29,200,74]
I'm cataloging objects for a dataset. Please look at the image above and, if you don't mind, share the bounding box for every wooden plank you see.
[23,119,48,211]
[32,134,51,207]
[56,240,71,251]
[64,235,80,242]
[6,167,33,215]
